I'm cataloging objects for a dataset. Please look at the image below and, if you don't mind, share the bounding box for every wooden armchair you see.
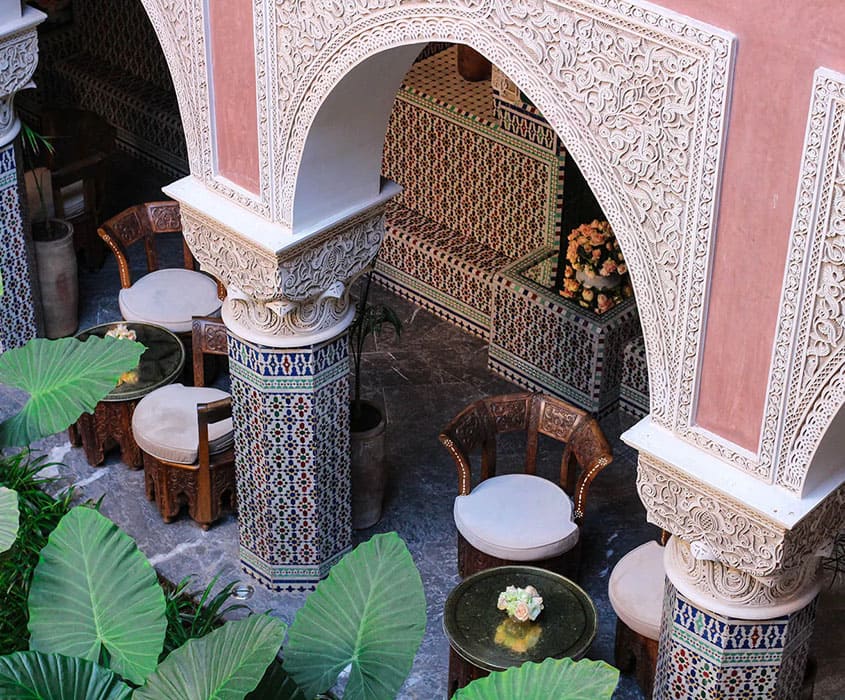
[40,109,115,269]
[98,201,225,335]
[132,316,235,529]
[438,392,613,578]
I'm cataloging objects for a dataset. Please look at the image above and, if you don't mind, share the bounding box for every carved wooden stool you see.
[608,541,666,698]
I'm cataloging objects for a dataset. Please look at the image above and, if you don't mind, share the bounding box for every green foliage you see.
[0,452,73,654]
[455,657,619,700]
[161,576,250,659]
[0,336,145,447]
[27,507,166,685]
[0,650,130,699]
[349,272,402,407]
[135,614,286,700]
[284,533,426,700]
[0,487,19,554]
[246,661,308,700]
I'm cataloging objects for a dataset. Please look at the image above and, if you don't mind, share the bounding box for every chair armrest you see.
[50,152,109,187]
[570,419,613,523]
[438,433,473,496]
[197,397,233,468]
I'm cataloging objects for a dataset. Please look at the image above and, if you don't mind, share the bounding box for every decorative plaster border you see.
[762,68,845,493]
[0,13,43,146]
[141,0,271,217]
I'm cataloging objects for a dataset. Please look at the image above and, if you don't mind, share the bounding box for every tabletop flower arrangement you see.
[560,219,633,314]
[105,324,140,384]
[497,584,544,623]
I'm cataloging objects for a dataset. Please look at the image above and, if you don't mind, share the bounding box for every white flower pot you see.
[575,268,621,290]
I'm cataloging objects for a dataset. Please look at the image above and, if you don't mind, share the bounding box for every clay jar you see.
[457,45,492,82]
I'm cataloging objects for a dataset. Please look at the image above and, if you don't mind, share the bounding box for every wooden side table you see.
[443,566,597,697]
[68,322,184,468]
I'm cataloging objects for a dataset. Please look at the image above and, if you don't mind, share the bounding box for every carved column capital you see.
[181,200,389,348]
[635,451,845,582]
[664,536,819,620]
[0,7,45,147]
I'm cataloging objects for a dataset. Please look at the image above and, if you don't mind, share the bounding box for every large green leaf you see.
[134,614,286,700]
[284,532,426,700]
[245,661,308,700]
[0,486,19,553]
[0,650,131,699]
[455,657,619,700]
[0,336,145,447]
[28,507,166,685]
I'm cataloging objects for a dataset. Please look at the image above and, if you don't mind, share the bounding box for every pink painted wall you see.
[208,0,260,194]
[653,0,845,450]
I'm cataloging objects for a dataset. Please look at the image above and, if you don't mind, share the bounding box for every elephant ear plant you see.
[0,336,619,698]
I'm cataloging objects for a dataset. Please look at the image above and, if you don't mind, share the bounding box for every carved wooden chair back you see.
[191,316,229,387]
[439,392,613,523]
[98,201,186,288]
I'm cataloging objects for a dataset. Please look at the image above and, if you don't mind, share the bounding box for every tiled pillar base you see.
[655,583,817,699]
[227,331,351,591]
[0,139,38,352]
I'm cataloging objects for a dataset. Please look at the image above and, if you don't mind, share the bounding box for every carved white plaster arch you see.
[762,69,845,494]
[274,0,735,438]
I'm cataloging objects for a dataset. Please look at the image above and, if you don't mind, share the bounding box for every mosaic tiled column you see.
[175,194,392,590]
[0,8,45,352]
[227,332,352,591]
[654,537,819,699]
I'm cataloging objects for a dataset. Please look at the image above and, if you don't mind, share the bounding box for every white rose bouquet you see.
[497,585,544,622]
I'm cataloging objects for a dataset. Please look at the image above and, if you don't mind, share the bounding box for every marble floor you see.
[4,155,843,699]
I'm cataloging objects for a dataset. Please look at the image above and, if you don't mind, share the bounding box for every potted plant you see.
[21,122,78,338]
[348,270,402,529]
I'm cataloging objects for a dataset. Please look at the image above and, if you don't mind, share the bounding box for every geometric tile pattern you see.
[227,332,351,592]
[401,46,497,123]
[490,247,641,416]
[0,141,38,352]
[655,583,817,700]
[379,46,566,342]
[29,0,188,175]
[620,335,650,418]
[375,203,513,337]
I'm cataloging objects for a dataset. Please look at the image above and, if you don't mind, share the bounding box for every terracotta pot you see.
[350,399,387,529]
[457,45,492,82]
[33,219,78,338]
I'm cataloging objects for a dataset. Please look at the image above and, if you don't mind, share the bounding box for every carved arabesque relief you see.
[665,537,818,611]
[765,69,845,493]
[181,203,387,340]
[0,25,40,142]
[638,453,844,584]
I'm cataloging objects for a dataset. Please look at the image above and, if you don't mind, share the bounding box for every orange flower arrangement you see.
[560,220,633,314]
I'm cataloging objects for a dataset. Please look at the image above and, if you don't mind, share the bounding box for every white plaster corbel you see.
[0,6,46,147]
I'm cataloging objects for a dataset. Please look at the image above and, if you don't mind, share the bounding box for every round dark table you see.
[443,566,597,695]
[68,322,184,467]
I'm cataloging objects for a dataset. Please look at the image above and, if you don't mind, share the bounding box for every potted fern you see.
[21,122,78,338]
[348,270,401,529]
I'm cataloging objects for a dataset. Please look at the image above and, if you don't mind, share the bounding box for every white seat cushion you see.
[608,541,666,640]
[454,473,579,561]
[119,268,221,334]
[132,384,233,465]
